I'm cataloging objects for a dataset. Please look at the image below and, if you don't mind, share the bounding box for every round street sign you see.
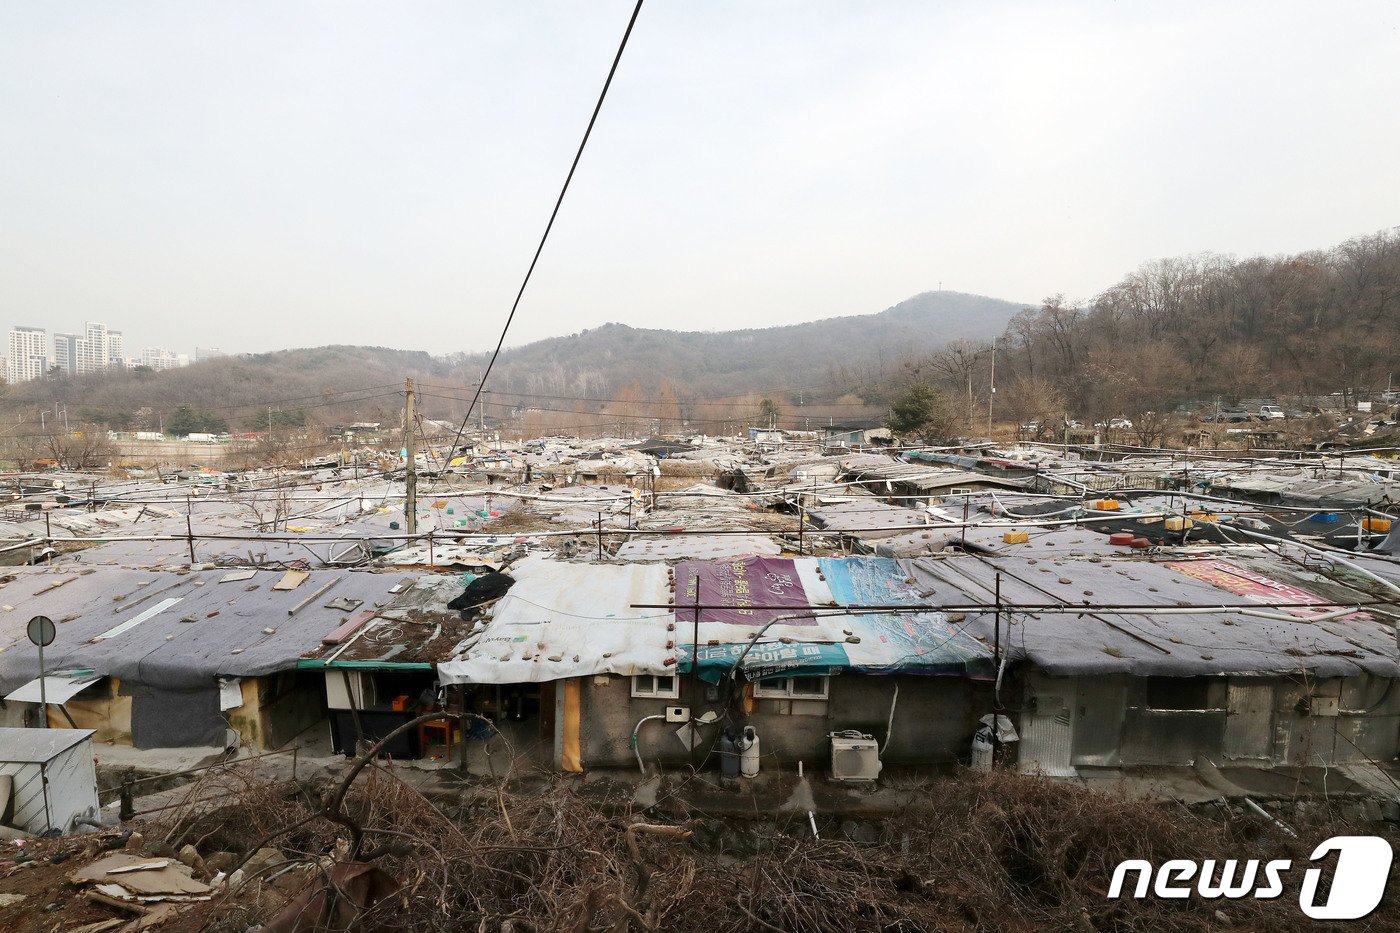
[27,615,55,648]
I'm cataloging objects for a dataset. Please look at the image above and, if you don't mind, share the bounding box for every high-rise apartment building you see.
[76,322,112,374]
[195,347,226,363]
[107,330,125,368]
[6,326,48,383]
[140,347,181,370]
[52,332,80,376]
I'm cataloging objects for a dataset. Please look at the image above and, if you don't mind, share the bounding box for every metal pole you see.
[186,509,196,565]
[690,587,701,768]
[404,378,418,535]
[596,511,604,560]
[987,338,996,438]
[991,573,1001,765]
[37,637,48,728]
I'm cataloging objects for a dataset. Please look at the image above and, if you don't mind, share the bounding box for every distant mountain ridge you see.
[463,290,1025,397]
[1,290,1024,425]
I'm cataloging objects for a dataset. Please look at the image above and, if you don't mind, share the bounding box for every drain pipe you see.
[879,682,899,759]
[631,714,666,774]
[798,760,819,839]
[1243,797,1297,837]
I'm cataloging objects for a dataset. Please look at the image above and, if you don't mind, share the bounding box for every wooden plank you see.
[272,570,310,591]
[322,609,378,645]
[84,890,148,915]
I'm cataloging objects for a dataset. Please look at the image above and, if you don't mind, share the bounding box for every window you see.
[1145,677,1215,711]
[631,674,679,699]
[753,675,829,700]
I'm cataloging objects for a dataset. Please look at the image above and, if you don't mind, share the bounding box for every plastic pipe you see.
[631,714,665,774]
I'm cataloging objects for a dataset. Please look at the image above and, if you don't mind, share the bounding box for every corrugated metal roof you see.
[0,727,94,763]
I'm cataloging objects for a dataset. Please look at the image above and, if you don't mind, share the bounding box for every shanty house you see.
[0,566,411,750]
[436,555,996,772]
[905,552,1400,782]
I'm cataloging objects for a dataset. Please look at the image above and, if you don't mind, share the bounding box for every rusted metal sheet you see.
[1223,681,1274,761]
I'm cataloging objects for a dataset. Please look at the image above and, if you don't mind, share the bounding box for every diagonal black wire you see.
[438,0,645,467]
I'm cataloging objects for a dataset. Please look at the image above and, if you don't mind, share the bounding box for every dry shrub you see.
[168,767,1400,933]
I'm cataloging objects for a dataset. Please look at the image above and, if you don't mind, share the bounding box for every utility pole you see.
[404,378,417,535]
[987,338,996,438]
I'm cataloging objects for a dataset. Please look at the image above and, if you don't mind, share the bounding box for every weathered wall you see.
[227,674,326,751]
[1043,672,1400,770]
[577,672,990,771]
[62,678,133,745]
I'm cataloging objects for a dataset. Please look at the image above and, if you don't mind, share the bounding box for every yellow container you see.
[1363,517,1393,533]
[1164,516,1194,532]
[1002,531,1030,544]
[1093,499,1121,511]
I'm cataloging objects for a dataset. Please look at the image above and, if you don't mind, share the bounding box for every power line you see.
[442,0,646,463]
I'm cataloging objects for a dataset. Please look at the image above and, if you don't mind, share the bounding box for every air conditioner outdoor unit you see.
[829,734,882,782]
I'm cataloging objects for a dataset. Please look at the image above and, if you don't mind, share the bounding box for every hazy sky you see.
[2,1,1397,357]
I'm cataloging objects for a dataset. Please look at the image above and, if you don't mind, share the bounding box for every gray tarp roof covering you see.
[905,553,1400,679]
[612,534,782,560]
[807,500,937,540]
[1209,471,1400,507]
[0,566,410,692]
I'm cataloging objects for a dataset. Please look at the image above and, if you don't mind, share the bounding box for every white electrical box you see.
[665,706,690,723]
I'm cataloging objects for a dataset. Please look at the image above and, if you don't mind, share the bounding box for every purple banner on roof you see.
[673,557,816,627]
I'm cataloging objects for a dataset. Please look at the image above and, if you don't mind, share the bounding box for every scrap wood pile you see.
[5,766,1400,932]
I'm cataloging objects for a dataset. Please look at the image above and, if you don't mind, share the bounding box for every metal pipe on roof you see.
[1225,525,1400,599]
[631,599,1385,613]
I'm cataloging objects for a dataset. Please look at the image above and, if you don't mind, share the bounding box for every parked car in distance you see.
[1205,408,1252,423]
[1258,405,1285,419]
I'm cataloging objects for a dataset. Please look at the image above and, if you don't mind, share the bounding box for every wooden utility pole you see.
[404,378,418,535]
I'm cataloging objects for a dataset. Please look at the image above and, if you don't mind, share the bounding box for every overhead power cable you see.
[441,0,646,465]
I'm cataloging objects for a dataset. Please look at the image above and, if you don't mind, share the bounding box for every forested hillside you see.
[883,229,1400,442]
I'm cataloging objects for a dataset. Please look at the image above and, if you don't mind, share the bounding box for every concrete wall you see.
[577,672,990,771]
[1030,671,1400,770]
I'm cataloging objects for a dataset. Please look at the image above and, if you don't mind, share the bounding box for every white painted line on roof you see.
[93,597,183,641]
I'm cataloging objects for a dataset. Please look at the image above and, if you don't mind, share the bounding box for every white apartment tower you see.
[76,322,112,374]
[107,330,125,367]
[6,327,48,383]
[53,332,80,376]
